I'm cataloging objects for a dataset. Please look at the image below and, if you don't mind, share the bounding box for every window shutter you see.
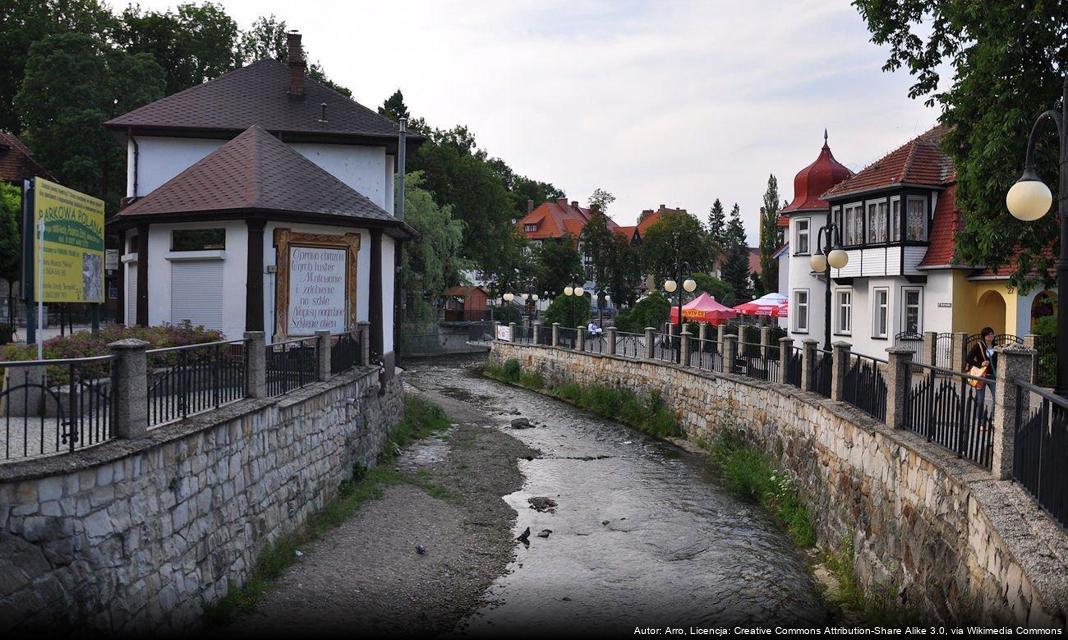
[170,261,224,330]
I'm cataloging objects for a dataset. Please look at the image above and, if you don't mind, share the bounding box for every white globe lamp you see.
[1006,176,1052,222]
[809,253,827,272]
[683,278,697,293]
[664,279,677,293]
[827,248,849,270]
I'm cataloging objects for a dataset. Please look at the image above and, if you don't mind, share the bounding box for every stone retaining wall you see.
[0,365,404,633]
[491,342,1068,627]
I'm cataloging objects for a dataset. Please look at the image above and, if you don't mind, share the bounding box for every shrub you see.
[615,292,670,334]
[501,358,522,382]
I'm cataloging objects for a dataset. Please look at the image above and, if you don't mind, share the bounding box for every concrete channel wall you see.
[491,342,1068,627]
[0,366,404,633]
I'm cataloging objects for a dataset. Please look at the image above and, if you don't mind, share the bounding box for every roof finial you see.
[824,128,828,144]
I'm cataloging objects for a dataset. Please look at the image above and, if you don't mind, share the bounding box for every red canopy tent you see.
[670,292,738,324]
[733,293,789,318]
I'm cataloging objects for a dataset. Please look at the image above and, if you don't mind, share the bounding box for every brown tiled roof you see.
[106,59,402,141]
[917,183,962,268]
[0,131,54,182]
[118,125,396,225]
[636,206,688,235]
[516,198,621,240]
[823,125,954,198]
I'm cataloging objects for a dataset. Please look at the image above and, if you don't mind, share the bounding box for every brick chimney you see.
[527,199,534,214]
[287,31,306,99]
[555,197,568,208]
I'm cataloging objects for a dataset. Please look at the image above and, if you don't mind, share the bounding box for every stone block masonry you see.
[0,365,403,633]
[490,342,1068,627]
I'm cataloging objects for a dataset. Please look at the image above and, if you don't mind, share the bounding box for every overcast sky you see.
[130,0,944,243]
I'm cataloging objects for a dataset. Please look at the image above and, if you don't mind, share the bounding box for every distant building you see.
[0,131,54,185]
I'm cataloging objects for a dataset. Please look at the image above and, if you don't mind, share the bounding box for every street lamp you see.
[810,223,849,350]
[1006,74,1067,396]
[663,261,695,363]
[564,284,585,329]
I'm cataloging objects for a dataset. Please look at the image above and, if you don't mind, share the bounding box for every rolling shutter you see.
[170,261,224,330]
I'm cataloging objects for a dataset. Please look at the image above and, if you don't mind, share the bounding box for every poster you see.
[32,177,105,303]
[496,324,512,342]
[287,246,347,334]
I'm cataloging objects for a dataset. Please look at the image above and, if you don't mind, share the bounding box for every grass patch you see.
[204,393,451,625]
[823,538,916,624]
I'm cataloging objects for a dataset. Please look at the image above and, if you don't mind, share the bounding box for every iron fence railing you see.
[330,332,361,374]
[843,353,887,421]
[785,346,802,388]
[556,327,578,350]
[733,342,775,381]
[266,337,319,398]
[904,363,994,469]
[147,341,246,428]
[652,332,677,363]
[1014,380,1068,527]
[616,332,646,359]
[813,349,833,398]
[1,355,114,461]
[584,331,607,354]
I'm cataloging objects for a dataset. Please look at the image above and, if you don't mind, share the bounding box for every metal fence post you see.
[884,347,913,430]
[723,334,738,374]
[606,327,617,355]
[1023,335,1039,383]
[831,341,851,402]
[576,325,586,351]
[760,326,772,361]
[644,327,656,360]
[551,322,560,347]
[921,331,937,366]
[991,344,1035,480]
[109,338,149,439]
[316,330,331,381]
[951,332,967,372]
[778,337,794,385]
[800,339,818,392]
[679,330,691,367]
[244,331,267,399]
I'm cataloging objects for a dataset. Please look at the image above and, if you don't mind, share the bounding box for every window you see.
[836,288,852,335]
[796,218,810,254]
[902,287,922,334]
[844,204,863,245]
[867,201,888,244]
[171,229,225,252]
[890,198,901,242]
[127,233,138,253]
[873,288,889,338]
[524,224,537,232]
[794,289,809,333]
[906,197,927,241]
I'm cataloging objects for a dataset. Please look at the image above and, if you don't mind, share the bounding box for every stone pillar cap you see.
[885,346,915,355]
[832,341,852,348]
[243,330,265,338]
[778,336,794,343]
[802,338,820,345]
[723,333,739,340]
[996,343,1036,355]
[108,338,151,350]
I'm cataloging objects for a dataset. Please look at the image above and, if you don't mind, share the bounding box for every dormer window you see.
[906,197,927,241]
[524,223,537,232]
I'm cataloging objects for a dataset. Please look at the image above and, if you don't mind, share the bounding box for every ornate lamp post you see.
[564,284,585,329]
[1006,74,1068,396]
[810,223,849,350]
[663,261,696,363]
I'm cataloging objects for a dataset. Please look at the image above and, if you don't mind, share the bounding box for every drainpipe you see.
[128,127,139,199]
[396,118,407,221]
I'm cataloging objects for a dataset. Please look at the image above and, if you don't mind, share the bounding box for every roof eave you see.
[109,208,414,239]
[824,182,947,202]
[105,123,423,154]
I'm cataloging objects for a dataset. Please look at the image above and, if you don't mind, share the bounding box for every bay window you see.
[906,197,927,241]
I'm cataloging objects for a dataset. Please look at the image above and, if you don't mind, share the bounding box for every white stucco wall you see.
[786,212,827,348]
[381,236,396,355]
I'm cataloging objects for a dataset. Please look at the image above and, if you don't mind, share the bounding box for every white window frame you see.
[872,287,889,339]
[901,286,923,335]
[795,218,810,255]
[835,287,852,336]
[905,196,927,242]
[889,197,901,242]
[793,289,809,333]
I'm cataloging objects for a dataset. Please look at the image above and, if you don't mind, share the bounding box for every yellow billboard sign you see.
[33,178,105,303]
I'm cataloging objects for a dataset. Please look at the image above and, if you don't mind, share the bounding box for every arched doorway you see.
[1031,290,1056,330]
[975,290,1007,335]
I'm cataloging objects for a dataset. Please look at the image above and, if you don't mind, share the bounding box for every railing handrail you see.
[1014,378,1068,410]
[911,361,991,384]
[0,354,116,367]
[268,336,319,348]
[146,339,244,355]
[850,352,888,365]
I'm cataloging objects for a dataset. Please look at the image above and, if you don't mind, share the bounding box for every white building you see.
[104,33,418,369]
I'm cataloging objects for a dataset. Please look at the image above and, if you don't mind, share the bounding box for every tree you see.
[691,272,735,306]
[237,14,351,96]
[757,174,781,296]
[115,3,240,96]
[853,1,1068,291]
[614,292,670,333]
[398,172,466,321]
[0,183,21,326]
[605,234,642,308]
[532,237,583,298]
[543,292,590,329]
[706,198,727,251]
[640,210,711,282]
[580,189,616,293]
[720,203,752,302]
[15,32,165,210]
[377,89,428,132]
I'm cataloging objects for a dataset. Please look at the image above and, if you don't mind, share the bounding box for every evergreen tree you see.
[707,198,727,249]
[720,203,752,301]
[757,174,781,296]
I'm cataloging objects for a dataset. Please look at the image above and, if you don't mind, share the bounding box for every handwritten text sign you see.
[287,246,347,334]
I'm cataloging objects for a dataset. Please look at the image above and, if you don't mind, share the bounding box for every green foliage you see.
[614,292,670,334]
[853,1,1067,291]
[0,183,21,284]
[579,209,616,294]
[604,233,642,307]
[237,14,350,96]
[824,536,917,624]
[533,237,583,299]
[691,272,735,306]
[720,203,752,302]
[542,293,590,328]
[399,172,466,321]
[757,175,781,296]
[640,210,712,280]
[1033,314,1056,387]
[706,198,727,251]
[502,358,522,382]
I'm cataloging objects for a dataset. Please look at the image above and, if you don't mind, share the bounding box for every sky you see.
[130,0,945,243]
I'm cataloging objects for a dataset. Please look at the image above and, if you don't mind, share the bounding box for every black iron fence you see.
[584,331,607,354]
[330,332,361,375]
[733,342,775,381]
[147,341,246,428]
[1014,380,1068,527]
[904,363,994,470]
[843,353,888,421]
[813,349,833,398]
[556,327,578,350]
[616,332,646,359]
[785,346,802,388]
[652,332,676,363]
[266,337,319,398]
[688,338,723,372]
[1,355,114,460]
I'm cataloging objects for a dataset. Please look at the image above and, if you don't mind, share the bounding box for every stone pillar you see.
[109,338,150,439]
[698,323,707,343]
[722,334,739,374]
[679,331,691,367]
[358,322,371,365]
[533,321,542,345]
[884,347,914,430]
[508,322,517,344]
[244,331,267,399]
[950,332,967,372]
[778,337,794,385]
[921,331,937,366]
[316,330,331,381]
[606,327,617,355]
[991,344,1036,480]
[760,326,772,361]
[831,341,852,402]
[801,339,818,392]
[644,327,656,360]
[551,322,560,347]
[576,326,586,351]
[717,324,726,345]
[1023,335,1039,383]
[493,321,500,341]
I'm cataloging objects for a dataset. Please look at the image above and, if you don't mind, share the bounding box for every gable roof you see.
[823,125,954,199]
[106,59,410,145]
[516,198,621,240]
[0,131,54,182]
[117,125,405,233]
[636,205,688,235]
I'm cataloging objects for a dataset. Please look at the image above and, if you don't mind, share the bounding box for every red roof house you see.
[0,131,54,183]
